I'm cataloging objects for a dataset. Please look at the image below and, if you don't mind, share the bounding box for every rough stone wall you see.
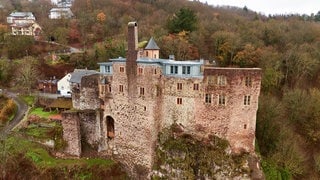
[161,77,203,131]
[78,110,101,149]
[99,63,163,178]
[71,83,81,108]
[194,67,261,153]
[72,74,100,110]
[61,111,81,156]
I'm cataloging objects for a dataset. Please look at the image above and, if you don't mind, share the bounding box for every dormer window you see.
[170,65,178,74]
[182,66,191,75]
[105,66,111,73]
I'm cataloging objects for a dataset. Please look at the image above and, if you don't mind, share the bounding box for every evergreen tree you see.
[167,7,198,33]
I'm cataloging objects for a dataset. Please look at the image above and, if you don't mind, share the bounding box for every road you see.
[0,92,28,136]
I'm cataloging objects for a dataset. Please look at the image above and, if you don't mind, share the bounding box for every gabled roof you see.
[69,69,98,83]
[9,12,34,18]
[144,37,160,50]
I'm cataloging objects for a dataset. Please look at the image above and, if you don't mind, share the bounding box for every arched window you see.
[106,116,115,139]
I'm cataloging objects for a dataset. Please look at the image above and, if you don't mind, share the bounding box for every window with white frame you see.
[119,85,124,92]
[205,94,211,103]
[105,66,111,73]
[170,65,178,74]
[193,83,199,91]
[244,95,251,105]
[218,94,226,105]
[140,87,145,96]
[177,98,182,105]
[217,75,226,86]
[182,66,191,75]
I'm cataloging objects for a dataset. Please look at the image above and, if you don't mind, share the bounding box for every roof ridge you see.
[144,37,160,50]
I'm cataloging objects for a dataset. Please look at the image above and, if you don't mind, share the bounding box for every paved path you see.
[0,92,28,136]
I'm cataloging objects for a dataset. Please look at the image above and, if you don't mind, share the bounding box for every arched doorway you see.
[106,116,115,139]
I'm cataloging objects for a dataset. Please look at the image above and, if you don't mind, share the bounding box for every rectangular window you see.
[119,85,123,92]
[218,95,226,105]
[109,85,112,93]
[140,87,145,96]
[207,76,215,85]
[105,66,111,73]
[182,66,191,74]
[205,94,211,103]
[170,65,178,74]
[138,67,143,74]
[177,83,182,90]
[245,76,252,87]
[193,83,199,91]
[244,95,251,105]
[154,68,157,74]
[120,66,125,73]
[177,98,182,105]
[217,75,226,86]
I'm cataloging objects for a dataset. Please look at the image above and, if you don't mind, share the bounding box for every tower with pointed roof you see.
[143,37,160,59]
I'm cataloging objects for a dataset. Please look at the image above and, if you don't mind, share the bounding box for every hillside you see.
[1,0,320,179]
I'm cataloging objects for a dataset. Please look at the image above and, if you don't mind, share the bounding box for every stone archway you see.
[106,116,115,139]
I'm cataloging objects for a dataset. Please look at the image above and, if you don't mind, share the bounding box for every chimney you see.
[126,22,138,98]
[127,22,138,54]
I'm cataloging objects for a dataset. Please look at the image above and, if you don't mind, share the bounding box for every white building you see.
[57,73,72,96]
[49,8,73,19]
[7,12,35,24]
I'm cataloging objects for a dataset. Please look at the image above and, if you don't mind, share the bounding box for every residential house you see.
[57,73,72,96]
[7,12,41,37]
[38,78,58,94]
[51,0,73,7]
[49,8,73,19]
[7,12,35,24]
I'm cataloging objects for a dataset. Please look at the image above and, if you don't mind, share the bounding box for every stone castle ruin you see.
[61,22,261,177]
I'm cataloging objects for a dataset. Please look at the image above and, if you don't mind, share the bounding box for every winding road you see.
[0,92,28,136]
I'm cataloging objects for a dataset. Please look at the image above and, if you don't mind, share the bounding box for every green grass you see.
[3,135,115,168]
[20,95,35,106]
[29,107,58,118]
[25,125,52,139]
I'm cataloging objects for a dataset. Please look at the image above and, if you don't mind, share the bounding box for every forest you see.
[0,0,320,179]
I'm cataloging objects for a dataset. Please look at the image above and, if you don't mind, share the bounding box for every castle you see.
[61,22,261,177]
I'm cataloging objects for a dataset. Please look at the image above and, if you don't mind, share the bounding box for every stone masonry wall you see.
[79,110,101,149]
[195,67,261,153]
[99,63,163,178]
[161,76,203,132]
[61,111,81,156]
[72,74,100,110]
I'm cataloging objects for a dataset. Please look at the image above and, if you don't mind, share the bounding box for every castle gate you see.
[106,116,115,139]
